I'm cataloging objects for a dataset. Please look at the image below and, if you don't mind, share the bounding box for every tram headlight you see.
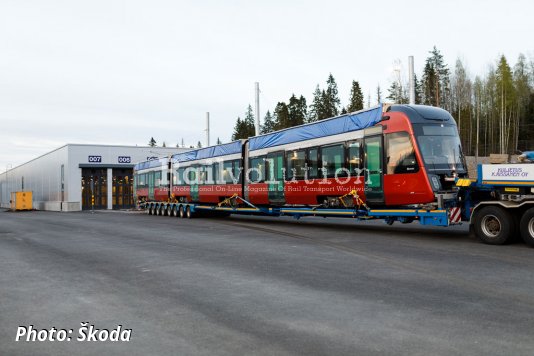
[429,174,442,191]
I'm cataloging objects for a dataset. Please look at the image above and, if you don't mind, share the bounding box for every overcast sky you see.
[1,0,533,169]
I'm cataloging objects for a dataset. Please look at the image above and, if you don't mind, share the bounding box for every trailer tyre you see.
[186,206,193,219]
[520,208,534,247]
[179,205,185,218]
[473,206,514,245]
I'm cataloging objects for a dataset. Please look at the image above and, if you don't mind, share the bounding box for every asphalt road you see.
[1,209,534,355]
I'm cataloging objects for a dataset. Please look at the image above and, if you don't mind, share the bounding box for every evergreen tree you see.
[495,55,514,154]
[162,141,167,147]
[324,73,341,118]
[422,60,437,105]
[274,102,290,129]
[340,107,347,114]
[244,104,256,135]
[288,94,307,127]
[451,58,473,154]
[514,54,533,152]
[308,85,324,122]
[414,74,423,104]
[347,80,364,112]
[231,105,256,140]
[148,137,156,147]
[217,137,222,144]
[376,85,382,104]
[197,141,202,148]
[473,75,483,158]
[422,46,450,108]
[231,117,244,140]
[297,95,308,123]
[386,81,405,103]
[261,110,276,134]
[320,90,330,118]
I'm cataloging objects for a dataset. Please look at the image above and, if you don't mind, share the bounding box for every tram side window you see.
[161,169,169,187]
[160,169,169,187]
[232,160,242,184]
[286,150,306,180]
[187,167,197,184]
[249,156,265,183]
[147,171,155,189]
[213,163,220,184]
[205,164,214,184]
[143,173,148,187]
[137,173,147,188]
[307,148,318,178]
[155,171,162,187]
[321,144,345,177]
[222,161,234,184]
[348,141,361,173]
[198,166,206,184]
[386,132,419,174]
[175,167,185,185]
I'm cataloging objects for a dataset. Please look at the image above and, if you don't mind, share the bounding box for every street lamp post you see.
[5,164,12,208]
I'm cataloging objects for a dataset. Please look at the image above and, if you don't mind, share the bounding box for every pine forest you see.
[231,47,534,157]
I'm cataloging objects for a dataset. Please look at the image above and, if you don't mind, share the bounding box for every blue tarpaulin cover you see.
[248,105,383,151]
[134,157,168,171]
[172,141,243,163]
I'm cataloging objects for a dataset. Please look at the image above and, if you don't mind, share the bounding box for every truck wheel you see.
[179,205,185,218]
[473,206,514,245]
[520,208,534,247]
[186,206,193,219]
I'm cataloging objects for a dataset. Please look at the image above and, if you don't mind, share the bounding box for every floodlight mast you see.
[408,56,415,105]
[255,82,260,136]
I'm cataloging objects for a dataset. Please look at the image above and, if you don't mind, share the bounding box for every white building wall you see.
[0,146,68,210]
[0,144,186,211]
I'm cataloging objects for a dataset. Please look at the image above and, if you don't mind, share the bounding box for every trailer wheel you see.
[147,204,152,215]
[179,205,185,218]
[186,206,193,219]
[520,208,534,247]
[473,206,514,245]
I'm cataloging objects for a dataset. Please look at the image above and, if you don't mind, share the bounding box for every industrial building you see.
[0,144,188,211]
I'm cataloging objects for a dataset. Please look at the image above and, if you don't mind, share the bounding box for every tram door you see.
[266,151,285,205]
[364,135,384,204]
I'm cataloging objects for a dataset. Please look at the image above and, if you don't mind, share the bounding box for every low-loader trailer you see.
[143,163,534,247]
